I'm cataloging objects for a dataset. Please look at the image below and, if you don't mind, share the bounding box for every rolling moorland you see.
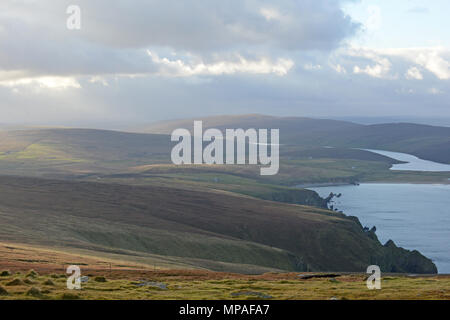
[136,114,450,164]
[0,175,438,273]
[0,114,449,299]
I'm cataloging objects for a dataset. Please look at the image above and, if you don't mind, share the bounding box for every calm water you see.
[309,183,450,273]
[364,149,450,172]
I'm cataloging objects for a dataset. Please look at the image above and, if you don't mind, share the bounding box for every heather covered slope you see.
[0,243,447,300]
[0,176,437,274]
[0,128,172,178]
[0,125,448,187]
[0,128,171,165]
[0,119,445,275]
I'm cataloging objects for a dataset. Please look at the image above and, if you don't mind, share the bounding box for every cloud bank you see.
[0,0,448,125]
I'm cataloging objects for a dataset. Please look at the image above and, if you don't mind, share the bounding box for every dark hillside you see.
[0,176,437,274]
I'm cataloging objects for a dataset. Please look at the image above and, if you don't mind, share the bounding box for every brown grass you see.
[0,241,449,300]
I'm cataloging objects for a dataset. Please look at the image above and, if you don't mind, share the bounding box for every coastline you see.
[295,182,354,188]
[295,179,450,189]
[306,182,450,274]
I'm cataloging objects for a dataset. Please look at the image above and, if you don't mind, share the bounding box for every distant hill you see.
[134,114,361,136]
[301,123,450,164]
[0,175,437,274]
[0,128,170,162]
[135,114,450,164]
[0,117,448,187]
[0,128,172,177]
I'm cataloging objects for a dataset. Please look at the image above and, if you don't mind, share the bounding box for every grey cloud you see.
[0,0,449,126]
[2,62,448,126]
[0,0,358,79]
[78,0,359,51]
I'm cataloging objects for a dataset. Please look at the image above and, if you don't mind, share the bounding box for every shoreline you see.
[295,180,450,189]
[303,182,450,274]
[295,182,354,188]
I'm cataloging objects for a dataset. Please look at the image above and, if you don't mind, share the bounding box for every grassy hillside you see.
[0,126,448,207]
[0,176,437,274]
[0,128,171,177]
[136,114,450,164]
[0,128,171,163]
[299,123,450,164]
[16,130,431,206]
[135,114,361,136]
[0,118,445,278]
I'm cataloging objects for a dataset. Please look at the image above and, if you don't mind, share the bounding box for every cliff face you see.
[377,240,437,274]
[349,218,437,274]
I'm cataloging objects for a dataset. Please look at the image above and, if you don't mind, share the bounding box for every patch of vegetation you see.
[61,292,81,300]
[26,287,42,298]
[6,279,25,286]
[0,286,8,296]
[43,279,55,286]
[94,276,107,283]
[26,270,38,278]
[0,270,11,277]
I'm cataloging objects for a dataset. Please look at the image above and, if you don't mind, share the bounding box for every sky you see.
[0,0,449,127]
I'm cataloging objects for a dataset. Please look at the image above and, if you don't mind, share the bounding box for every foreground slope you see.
[0,242,448,300]
[0,176,436,274]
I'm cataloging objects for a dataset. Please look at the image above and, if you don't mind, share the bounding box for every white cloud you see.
[260,7,283,21]
[414,50,450,80]
[405,67,423,80]
[1,1,449,124]
[147,51,294,77]
[89,76,109,86]
[377,47,450,80]
[342,46,450,80]
[331,64,347,74]
[353,57,391,78]
[0,76,81,90]
[346,47,392,78]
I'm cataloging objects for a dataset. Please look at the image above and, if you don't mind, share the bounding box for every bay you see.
[309,183,450,274]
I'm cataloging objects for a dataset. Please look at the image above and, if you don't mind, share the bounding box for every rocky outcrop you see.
[377,240,437,274]
[361,226,437,274]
